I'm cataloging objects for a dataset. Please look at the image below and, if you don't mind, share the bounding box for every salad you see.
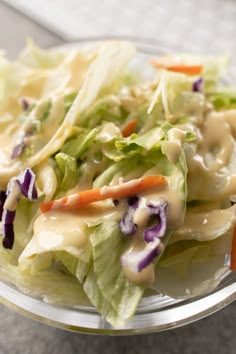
[0,39,236,328]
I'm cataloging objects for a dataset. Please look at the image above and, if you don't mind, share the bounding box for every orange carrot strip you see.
[230,228,236,271]
[122,119,137,137]
[151,59,203,75]
[40,175,166,213]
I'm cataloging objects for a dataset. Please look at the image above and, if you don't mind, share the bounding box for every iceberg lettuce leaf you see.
[61,127,99,159]
[208,88,236,110]
[83,221,144,327]
[154,231,232,298]
[170,205,235,243]
[0,246,90,307]
[55,152,78,192]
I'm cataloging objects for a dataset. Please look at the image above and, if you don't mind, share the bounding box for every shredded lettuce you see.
[55,153,78,192]
[0,247,90,307]
[208,88,236,110]
[61,127,100,159]
[154,233,232,298]
[19,39,65,69]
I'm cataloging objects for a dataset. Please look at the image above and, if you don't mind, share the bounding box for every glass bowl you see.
[0,38,236,335]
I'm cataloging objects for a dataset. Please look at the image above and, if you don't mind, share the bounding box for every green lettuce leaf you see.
[80,95,128,129]
[153,229,232,299]
[9,198,41,263]
[51,221,144,327]
[18,209,92,275]
[61,127,99,159]
[0,246,89,307]
[35,160,58,201]
[19,38,65,69]
[208,88,236,110]
[64,92,77,114]
[170,204,235,243]
[202,55,229,90]
[83,221,144,327]
[55,250,91,284]
[55,152,78,192]
[186,140,236,201]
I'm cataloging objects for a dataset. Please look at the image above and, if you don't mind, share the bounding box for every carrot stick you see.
[40,175,166,213]
[151,59,203,75]
[122,119,137,137]
[230,228,236,271]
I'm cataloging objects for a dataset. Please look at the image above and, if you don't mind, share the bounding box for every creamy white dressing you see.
[123,263,155,285]
[162,128,187,164]
[33,100,50,121]
[174,109,236,199]
[0,134,14,166]
[198,111,234,170]
[170,205,236,243]
[25,122,73,169]
[20,72,47,99]
[34,210,88,250]
[36,162,57,201]
[100,179,140,196]
[0,113,14,128]
[182,92,206,126]
[20,202,124,261]
[122,173,184,284]
[48,95,65,122]
[120,95,141,113]
[223,175,236,196]
[133,205,150,228]
[162,141,182,164]
[122,233,156,285]
[140,175,184,228]
[184,145,207,174]
[20,94,65,154]
[40,95,65,143]
[98,122,121,142]
[222,109,236,138]
[145,128,164,149]
[4,182,20,211]
[168,127,186,142]
[42,50,93,97]
[0,131,24,189]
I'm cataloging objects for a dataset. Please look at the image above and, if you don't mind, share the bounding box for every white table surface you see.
[0,1,236,353]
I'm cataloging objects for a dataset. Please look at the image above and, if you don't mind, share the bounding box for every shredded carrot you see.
[40,175,166,213]
[230,228,236,271]
[151,59,203,75]
[122,119,137,137]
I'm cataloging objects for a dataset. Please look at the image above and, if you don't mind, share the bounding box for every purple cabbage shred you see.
[0,191,7,221]
[1,168,38,249]
[121,238,161,273]
[136,239,160,272]
[144,200,167,242]
[120,197,168,272]
[21,98,30,111]
[2,210,16,249]
[17,168,38,200]
[192,78,203,92]
[11,139,26,159]
[119,196,139,236]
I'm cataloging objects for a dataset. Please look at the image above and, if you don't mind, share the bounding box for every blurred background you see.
[1,0,236,56]
[0,0,236,353]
